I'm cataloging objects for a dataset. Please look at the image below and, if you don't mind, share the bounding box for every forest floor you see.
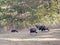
[0,29,60,45]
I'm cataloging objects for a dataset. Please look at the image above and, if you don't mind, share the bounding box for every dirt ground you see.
[0,29,60,45]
